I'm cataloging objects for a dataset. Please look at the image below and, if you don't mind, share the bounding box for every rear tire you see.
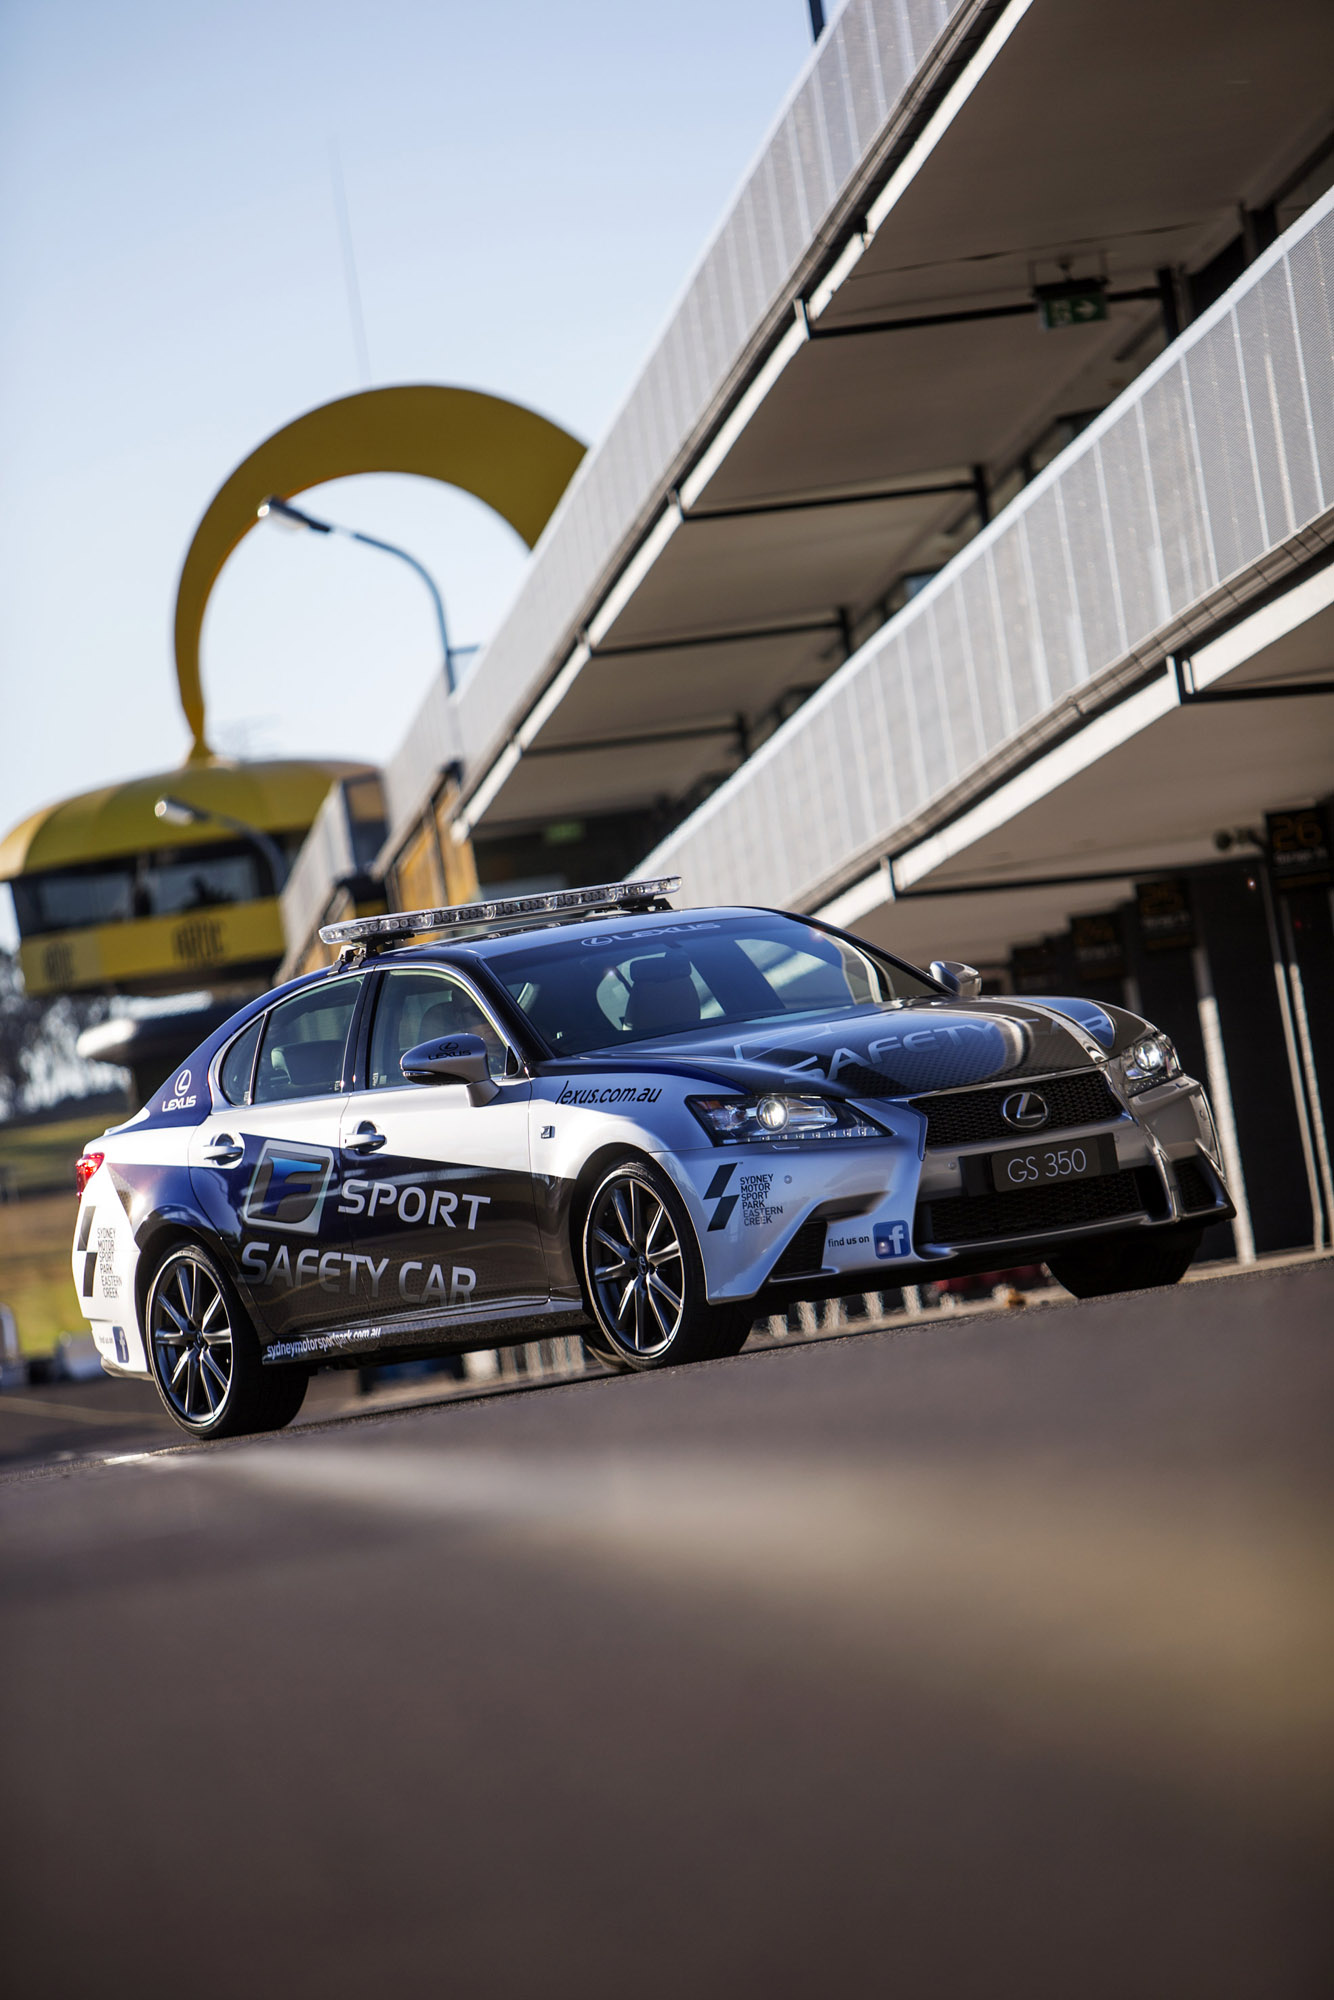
[145,1242,309,1439]
[580,1159,751,1370]
[1045,1227,1202,1300]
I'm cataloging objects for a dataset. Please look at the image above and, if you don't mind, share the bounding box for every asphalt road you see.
[2,1260,1331,2000]
[0,1356,474,1472]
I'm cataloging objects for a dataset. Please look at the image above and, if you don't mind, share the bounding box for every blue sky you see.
[0,0,813,946]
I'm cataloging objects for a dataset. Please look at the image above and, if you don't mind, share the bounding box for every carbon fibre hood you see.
[583,995,1143,1099]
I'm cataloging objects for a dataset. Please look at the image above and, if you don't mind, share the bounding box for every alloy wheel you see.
[150,1255,234,1426]
[586,1174,686,1358]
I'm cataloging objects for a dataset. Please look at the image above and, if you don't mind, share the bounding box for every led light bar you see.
[319,877,682,948]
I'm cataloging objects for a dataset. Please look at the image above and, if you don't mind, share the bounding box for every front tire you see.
[580,1160,751,1370]
[145,1242,309,1439]
[1045,1226,1202,1300]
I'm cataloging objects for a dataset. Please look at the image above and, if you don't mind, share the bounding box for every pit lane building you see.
[284,0,1334,1261]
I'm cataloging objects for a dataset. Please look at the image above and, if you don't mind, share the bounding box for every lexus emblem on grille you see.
[1001,1090,1049,1130]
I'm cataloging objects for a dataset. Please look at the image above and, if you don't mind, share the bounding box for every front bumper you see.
[676,1071,1232,1306]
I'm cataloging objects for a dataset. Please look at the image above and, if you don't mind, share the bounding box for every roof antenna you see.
[330,139,373,388]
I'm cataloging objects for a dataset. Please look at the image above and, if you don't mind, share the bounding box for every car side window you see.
[252,979,360,1104]
[218,1014,263,1105]
[369,969,509,1088]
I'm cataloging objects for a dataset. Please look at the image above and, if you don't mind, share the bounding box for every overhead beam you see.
[590,618,842,660]
[808,288,1163,340]
[889,864,1143,900]
[680,479,976,525]
[1172,659,1334,702]
[522,721,745,759]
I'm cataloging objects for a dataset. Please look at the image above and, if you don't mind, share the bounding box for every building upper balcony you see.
[641,182,1334,966]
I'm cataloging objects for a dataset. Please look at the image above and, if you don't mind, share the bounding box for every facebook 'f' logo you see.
[874,1221,911,1260]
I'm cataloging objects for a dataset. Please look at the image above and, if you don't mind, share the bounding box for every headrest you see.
[622,953,700,1035]
[417,998,461,1041]
[626,954,693,985]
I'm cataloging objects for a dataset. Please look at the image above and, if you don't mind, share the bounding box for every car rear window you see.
[218,1014,263,1105]
[252,979,360,1103]
[493,915,933,1055]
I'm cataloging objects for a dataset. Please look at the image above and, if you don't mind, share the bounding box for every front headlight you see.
[1114,1031,1182,1096]
[687,1093,888,1144]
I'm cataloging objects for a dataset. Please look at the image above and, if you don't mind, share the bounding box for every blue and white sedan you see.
[72,879,1233,1437]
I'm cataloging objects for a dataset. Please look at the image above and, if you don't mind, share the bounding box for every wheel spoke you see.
[198,1358,217,1413]
[647,1236,680,1268]
[645,1282,673,1338]
[633,1281,647,1350]
[176,1263,195,1324]
[158,1296,189,1336]
[201,1348,229,1397]
[200,1319,232,1349]
[199,1284,225,1331]
[644,1201,666,1254]
[615,1274,637,1324]
[169,1347,191,1386]
[647,1270,682,1315]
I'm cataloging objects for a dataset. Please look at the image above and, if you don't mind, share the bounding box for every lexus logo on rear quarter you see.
[173,1069,192,1098]
[1001,1090,1049,1130]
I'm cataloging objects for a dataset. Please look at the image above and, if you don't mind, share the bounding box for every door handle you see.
[345,1121,386,1154]
[202,1134,243,1165]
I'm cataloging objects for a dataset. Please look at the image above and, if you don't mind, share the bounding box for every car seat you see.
[271,1039,344,1093]
[622,955,702,1037]
[414,992,503,1076]
[417,997,466,1043]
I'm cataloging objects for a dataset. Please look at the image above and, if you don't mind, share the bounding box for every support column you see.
[1192,946,1256,1264]
[1192,863,1315,1253]
[1269,884,1334,1250]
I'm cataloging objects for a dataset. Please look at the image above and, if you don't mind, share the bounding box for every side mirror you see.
[929,959,983,1000]
[400,1033,498,1105]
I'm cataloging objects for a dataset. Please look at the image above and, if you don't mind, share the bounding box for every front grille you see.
[912,1069,1122,1149]
[919,1168,1161,1246]
[768,1219,827,1279]
[1175,1159,1218,1212]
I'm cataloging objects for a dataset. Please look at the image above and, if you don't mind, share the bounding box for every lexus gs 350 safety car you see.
[72,877,1234,1438]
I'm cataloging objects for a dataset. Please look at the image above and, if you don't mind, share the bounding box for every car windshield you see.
[490,913,935,1056]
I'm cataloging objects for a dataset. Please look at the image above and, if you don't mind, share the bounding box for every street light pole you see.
[258,495,462,693]
[154,797,289,895]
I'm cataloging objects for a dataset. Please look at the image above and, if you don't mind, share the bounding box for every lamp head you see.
[257,495,331,533]
[155,796,207,828]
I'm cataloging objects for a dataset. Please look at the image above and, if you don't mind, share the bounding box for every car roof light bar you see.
[319,877,683,950]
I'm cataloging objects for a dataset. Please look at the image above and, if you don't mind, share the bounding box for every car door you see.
[339,965,544,1321]
[187,976,363,1335]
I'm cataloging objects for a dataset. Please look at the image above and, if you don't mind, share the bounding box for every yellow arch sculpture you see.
[174,384,585,763]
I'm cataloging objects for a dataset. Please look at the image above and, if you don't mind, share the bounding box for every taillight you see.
[75,1152,104,1198]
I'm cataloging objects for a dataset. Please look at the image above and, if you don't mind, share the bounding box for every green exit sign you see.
[1035,279,1108,329]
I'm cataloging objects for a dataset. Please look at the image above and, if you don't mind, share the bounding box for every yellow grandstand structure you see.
[0,759,371,996]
